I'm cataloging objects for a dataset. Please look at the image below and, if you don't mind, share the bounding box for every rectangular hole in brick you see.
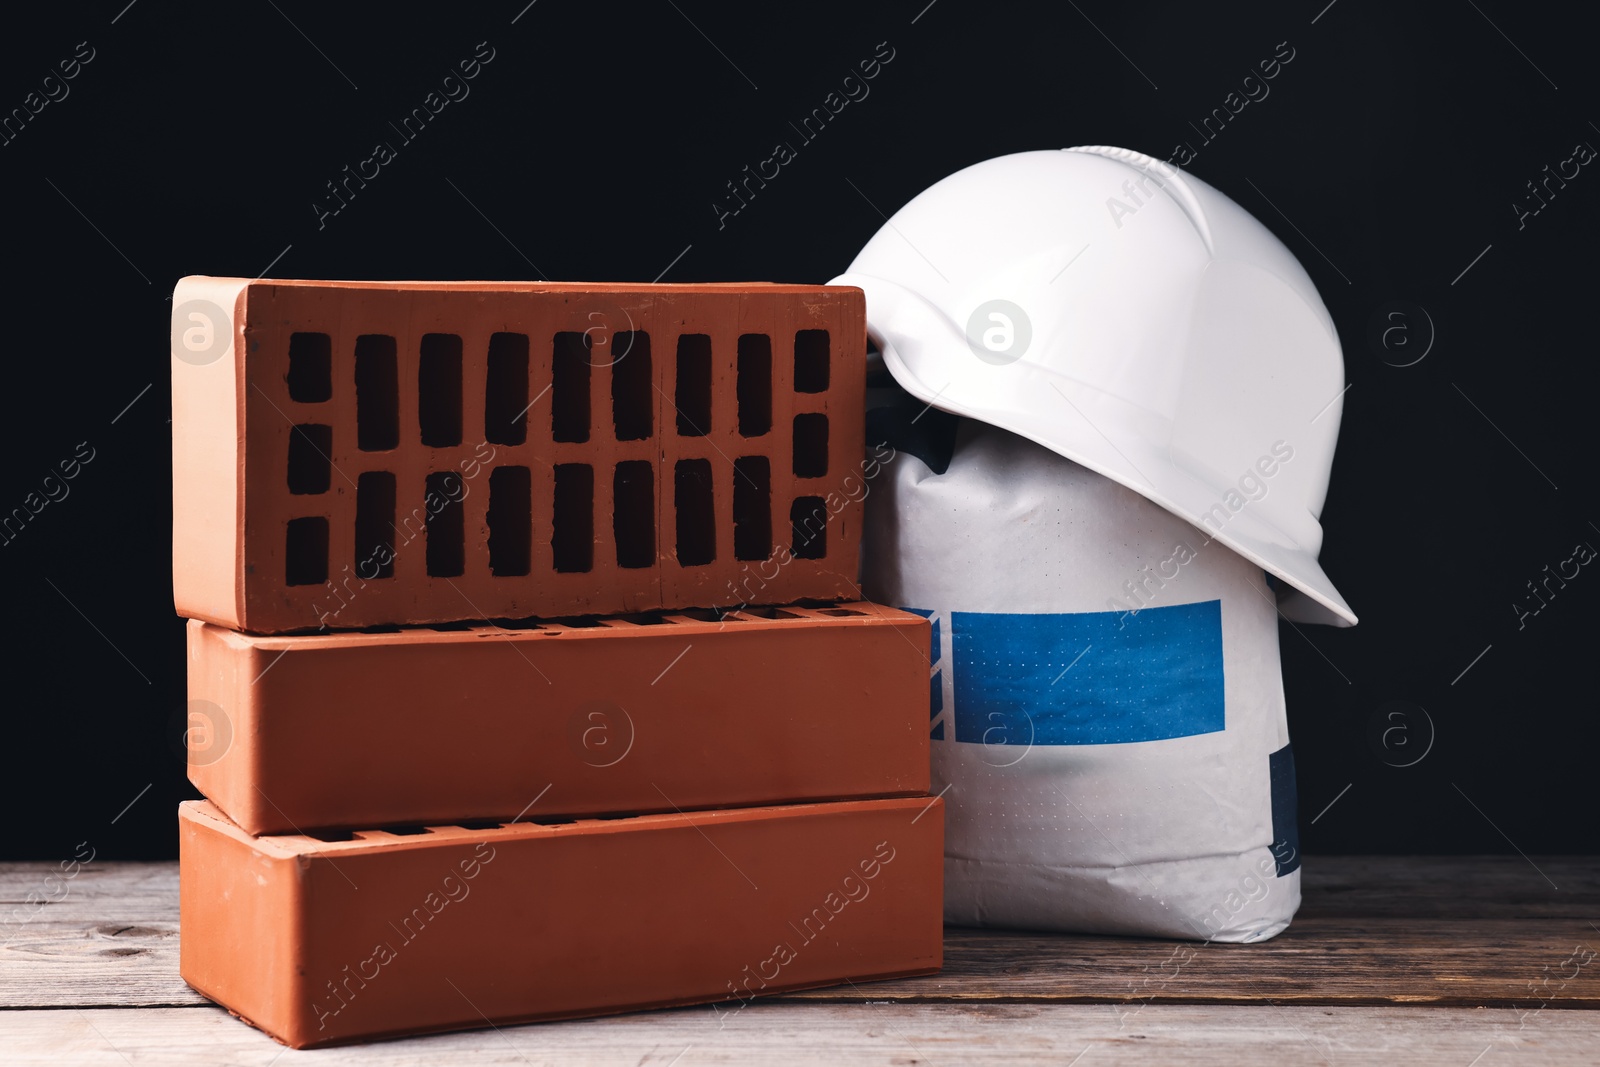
[287,332,332,402]
[618,612,671,625]
[675,334,712,436]
[819,607,865,616]
[613,460,655,569]
[675,607,745,623]
[738,606,801,620]
[488,466,532,577]
[354,335,399,451]
[795,329,830,393]
[737,334,772,437]
[285,516,328,586]
[376,825,431,836]
[733,456,772,561]
[304,829,355,842]
[552,463,594,573]
[673,458,716,567]
[485,332,529,446]
[425,472,466,577]
[791,495,828,560]
[453,820,503,831]
[487,616,543,631]
[610,331,652,441]
[359,624,403,634]
[419,333,464,447]
[792,413,829,478]
[547,615,603,628]
[551,332,591,442]
[287,424,332,494]
[354,471,396,579]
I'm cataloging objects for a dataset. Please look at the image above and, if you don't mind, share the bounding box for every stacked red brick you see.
[170,278,943,1048]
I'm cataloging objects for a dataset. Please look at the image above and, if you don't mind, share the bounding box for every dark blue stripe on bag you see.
[951,601,1225,746]
[1269,742,1301,876]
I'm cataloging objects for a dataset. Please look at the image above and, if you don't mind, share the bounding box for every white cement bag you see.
[862,413,1302,942]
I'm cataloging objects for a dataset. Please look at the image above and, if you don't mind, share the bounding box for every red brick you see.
[179,796,944,1048]
[171,278,867,633]
[185,601,930,835]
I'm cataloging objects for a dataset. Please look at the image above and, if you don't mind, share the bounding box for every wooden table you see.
[3,856,1596,1064]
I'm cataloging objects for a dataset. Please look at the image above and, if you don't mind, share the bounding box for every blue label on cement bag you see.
[951,601,1226,746]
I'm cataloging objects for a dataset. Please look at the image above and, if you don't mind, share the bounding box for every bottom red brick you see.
[178,796,944,1048]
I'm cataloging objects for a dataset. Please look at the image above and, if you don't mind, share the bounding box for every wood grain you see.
[5,857,1596,1012]
[3,1003,1597,1066]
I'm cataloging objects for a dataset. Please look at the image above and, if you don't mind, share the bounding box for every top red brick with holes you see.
[171,278,868,634]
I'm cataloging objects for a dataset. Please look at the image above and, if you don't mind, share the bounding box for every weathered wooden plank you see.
[3,858,1596,1011]
[2,1003,1597,1065]
[0,862,201,1009]
[784,919,1600,1007]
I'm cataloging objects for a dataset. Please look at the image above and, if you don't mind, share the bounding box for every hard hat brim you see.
[837,272,1358,628]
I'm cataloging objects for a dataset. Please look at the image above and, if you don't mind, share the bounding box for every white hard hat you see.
[831,147,1356,626]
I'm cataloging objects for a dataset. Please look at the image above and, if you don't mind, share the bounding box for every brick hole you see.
[304,829,355,842]
[354,472,396,580]
[819,607,865,617]
[424,472,465,577]
[675,608,738,622]
[287,424,332,494]
[487,616,544,631]
[488,466,532,577]
[737,334,772,437]
[738,606,801,620]
[794,329,830,393]
[429,620,477,631]
[675,334,712,436]
[551,332,591,442]
[732,457,772,561]
[673,458,716,567]
[286,332,332,402]
[792,413,829,478]
[453,820,503,830]
[359,624,403,633]
[552,463,594,573]
[613,460,655,569]
[354,335,399,451]
[525,815,578,825]
[376,825,430,836]
[485,332,530,446]
[547,615,604,628]
[419,333,464,448]
[284,516,328,586]
[611,331,652,441]
[592,812,641,821]
[618,612,671,625]
[791,496,828,560]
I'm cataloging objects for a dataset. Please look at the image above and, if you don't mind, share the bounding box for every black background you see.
[2,1,1594,860]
